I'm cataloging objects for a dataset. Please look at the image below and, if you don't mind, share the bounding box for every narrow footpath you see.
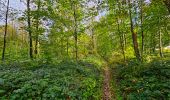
[103,64,115,100]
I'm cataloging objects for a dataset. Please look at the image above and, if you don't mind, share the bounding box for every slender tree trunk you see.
[117,18,126,62]
[74,11,78,61]
[91,29,94,53]
[35,0,41,57]
[116,0,126,62]
[61,36,64,57]
[159,29,163,57]
[123,31,126,50]
[91,16,97,55]
[2,0,9,61]
[72,1,78,61]
[140,0,144,60]
[128,0,141,61]
[158,17,163,57]
[67,37,69,57]
[91,28,97,54]
[84,42,86,56]
[27,0,33,59]
[122,19,127,49]
[150,32,156,54]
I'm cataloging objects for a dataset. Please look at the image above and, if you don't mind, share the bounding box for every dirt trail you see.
[103,65,114,100]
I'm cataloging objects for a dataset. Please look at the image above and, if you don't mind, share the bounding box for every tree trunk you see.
[90,15,97,55]
[27,0,33,59]
[2,0,9,61]
[60,36,64,57]
[117,18,126,62]
[128,0,141,61]
[72,1,78,61]
[35,0,41,57]
[91,28,97,54]
[67,37,69,57]
[116,0,126,62]
[150,31,156,54]
[122,19,127,50]
[159,29,163,57]
[140,0,144,60]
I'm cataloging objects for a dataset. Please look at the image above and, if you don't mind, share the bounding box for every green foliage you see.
[81,55,105,69]
[0,60,103,99]
[1,0,170,99]
[115,59,170,99]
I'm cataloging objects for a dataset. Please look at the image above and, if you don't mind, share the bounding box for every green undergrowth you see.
[114,59,170,100]
[81,55,105,69]
[110,67,123,100]
[0,57,104,100]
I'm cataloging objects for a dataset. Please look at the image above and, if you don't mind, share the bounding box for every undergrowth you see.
[0,57,103,100]
[114,59,170,100]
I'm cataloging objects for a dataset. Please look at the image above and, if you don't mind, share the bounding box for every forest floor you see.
[103,64,115,100]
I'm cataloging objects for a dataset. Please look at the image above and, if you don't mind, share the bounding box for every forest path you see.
[102,64,115,100]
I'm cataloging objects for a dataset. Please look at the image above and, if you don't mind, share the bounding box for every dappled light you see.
[0,0,170,99]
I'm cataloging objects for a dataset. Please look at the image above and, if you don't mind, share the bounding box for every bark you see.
[159,29,163,57]
[140,0,144,60]
[128,0,141,61]
[117,18,126,62]
[71,0,78,61]
[35,0,41,57]
[91,29,94,53]
[2,0,9,61]
[158,17,163,57]
[122,19,127,49]
[123,30,126,50]
[67,37,69,56]
[61,36,64,57]
[91,28,97,54]
[91,15,97,55]
[117,0,126,62]
[27,0,33,59]
[151,33,156,54]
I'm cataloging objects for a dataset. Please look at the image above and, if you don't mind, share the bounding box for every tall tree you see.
[27,0,33,59]
[140,0,144,60]
[116,0,126,62]
[2,0,9,61]
[70,0,79,61]
[158,17,164,57]
[34,0,41,57]
[159,29,163,57]
[128,0,141,61]
[73,1,78,61]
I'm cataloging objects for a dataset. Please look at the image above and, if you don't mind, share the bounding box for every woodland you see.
[0,0,170,99]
